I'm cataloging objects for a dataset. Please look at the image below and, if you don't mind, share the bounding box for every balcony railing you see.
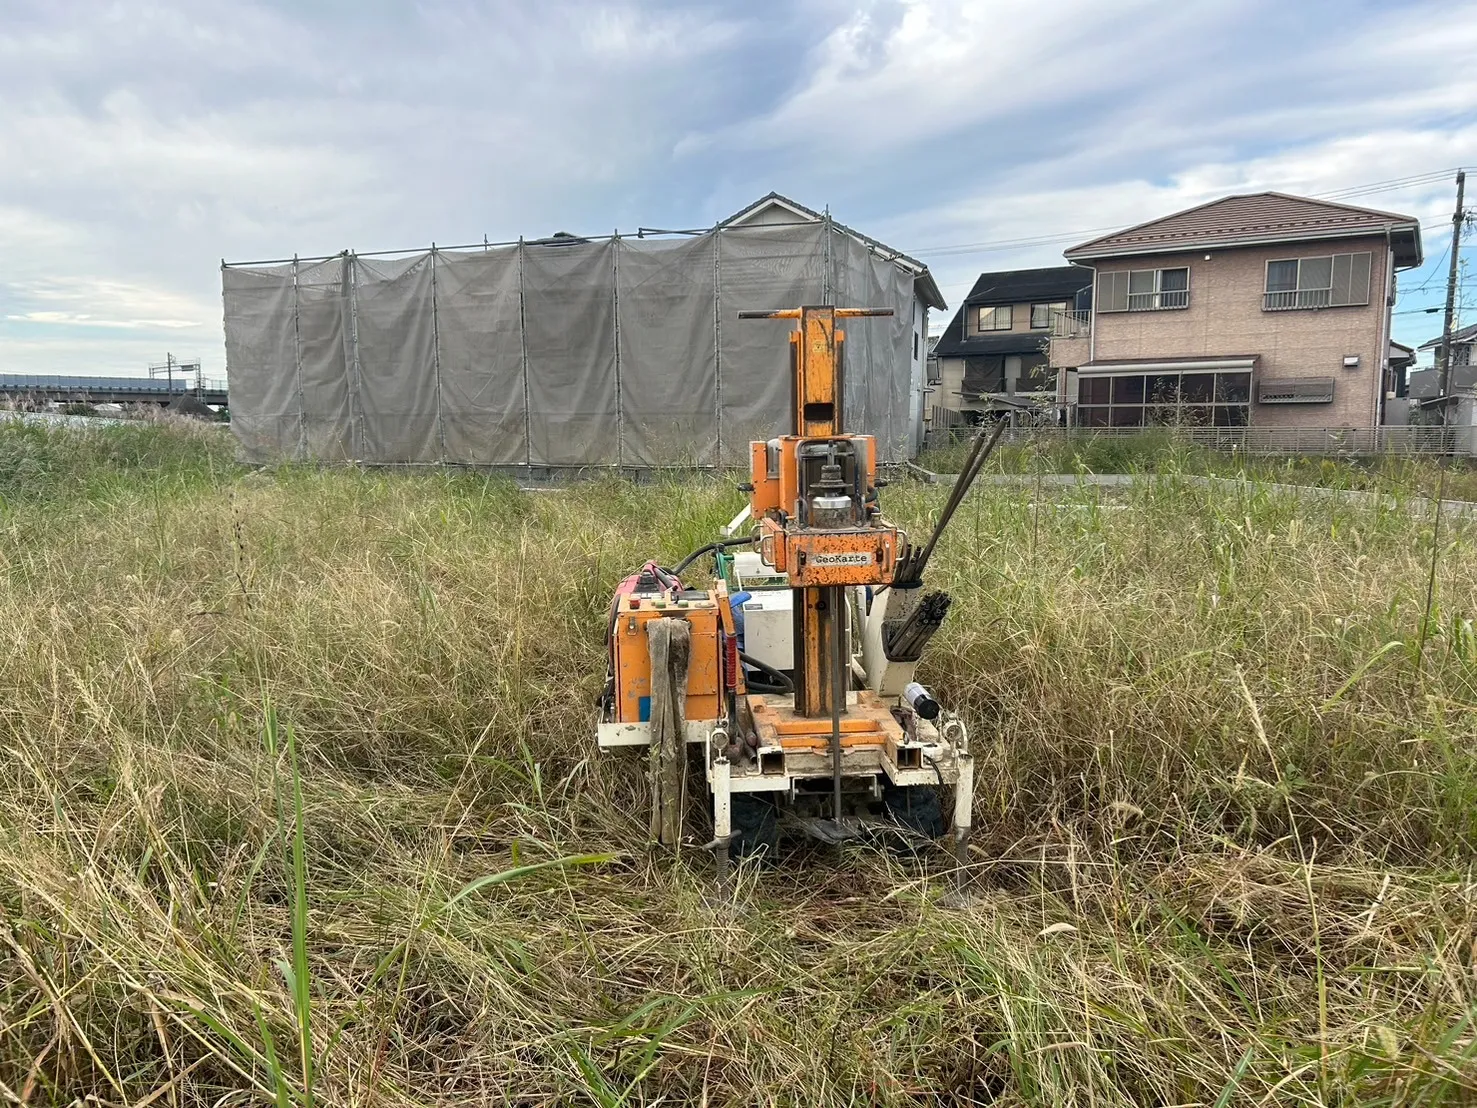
[1264,288,1332,311]
[1126,288,1189,311]
[1049,308,1091,337]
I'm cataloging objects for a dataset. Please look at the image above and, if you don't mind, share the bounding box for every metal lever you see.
[737,308,895,319]
[895,419,1007,585]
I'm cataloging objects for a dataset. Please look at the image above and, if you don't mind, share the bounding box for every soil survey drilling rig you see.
[596,305,1003,871]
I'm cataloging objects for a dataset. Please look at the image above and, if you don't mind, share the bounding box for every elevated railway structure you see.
[0,374,228,409]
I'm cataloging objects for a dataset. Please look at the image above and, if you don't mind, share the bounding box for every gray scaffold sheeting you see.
[222,224,920,467]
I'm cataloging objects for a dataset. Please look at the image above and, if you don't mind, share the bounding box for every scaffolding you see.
[222,220,928,467]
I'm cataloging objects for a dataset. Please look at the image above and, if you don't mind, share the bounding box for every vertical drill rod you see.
[830,584,844,824]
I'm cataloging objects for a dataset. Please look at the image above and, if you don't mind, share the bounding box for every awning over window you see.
[1078,356,1258,374]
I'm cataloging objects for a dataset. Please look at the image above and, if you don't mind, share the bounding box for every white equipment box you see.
[732,551,786,590]
[740,590,794,670]
[732,551,794,671]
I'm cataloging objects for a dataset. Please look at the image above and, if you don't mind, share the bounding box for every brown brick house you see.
[1053,193,1423,430]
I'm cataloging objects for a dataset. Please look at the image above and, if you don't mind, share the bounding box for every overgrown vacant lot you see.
[2,420,1476,1106]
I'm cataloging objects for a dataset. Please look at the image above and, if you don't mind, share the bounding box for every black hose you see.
[738,650,793,693]
[745,678,791,695]
[671,535,755,577]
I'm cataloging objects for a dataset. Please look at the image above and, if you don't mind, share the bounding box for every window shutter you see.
[1329,252,1373,306]
[1330,254,1353,305]
[1098,271,1128,312]
[1349,252,1371,305]
[1257,377,1336,404]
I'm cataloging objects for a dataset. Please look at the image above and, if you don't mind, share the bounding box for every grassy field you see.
[2,419,1476,1106]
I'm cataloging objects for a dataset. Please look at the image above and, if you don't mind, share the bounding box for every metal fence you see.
[922,424,1460,456]
[1126,289,1189,312]
[1263,288,1332,311]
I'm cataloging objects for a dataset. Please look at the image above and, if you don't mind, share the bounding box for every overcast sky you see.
[1,0,1473,378]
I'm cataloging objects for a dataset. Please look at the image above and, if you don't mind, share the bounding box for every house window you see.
[1097,268,1190,312]
[976,305,1012,332]
[1264,252,1371,310]
[1075,371,1250,427]
[1030,301,1069,329]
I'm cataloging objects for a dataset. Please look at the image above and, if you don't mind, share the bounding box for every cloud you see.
[6,312,200,330]
[0,0,1472,376]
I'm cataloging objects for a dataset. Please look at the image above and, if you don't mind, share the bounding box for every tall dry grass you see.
[1,420,1475,1105]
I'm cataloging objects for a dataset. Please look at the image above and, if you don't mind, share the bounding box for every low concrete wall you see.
[919,469,1477,519]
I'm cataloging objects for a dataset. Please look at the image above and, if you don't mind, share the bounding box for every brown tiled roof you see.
[1065,192,1422,265]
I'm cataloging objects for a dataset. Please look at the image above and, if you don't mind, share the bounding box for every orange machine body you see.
[737,306,903,718]
[749,434,898,588]
[748,434,878,519]
[756,515,898,588]
[610,588,730,723]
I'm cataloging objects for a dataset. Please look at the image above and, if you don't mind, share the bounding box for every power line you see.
[911,168,1474,260]
[1313,168,1466,202]
[910,225,1124,258]
[1406,243,1452,294]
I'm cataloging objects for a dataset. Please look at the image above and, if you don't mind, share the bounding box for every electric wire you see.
[912,169,1474,260]
[670,535,756,577]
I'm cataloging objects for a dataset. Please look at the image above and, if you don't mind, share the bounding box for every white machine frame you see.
[597,701,973,855]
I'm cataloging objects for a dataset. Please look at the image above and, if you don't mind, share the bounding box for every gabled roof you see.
[931,266,1090,358]
[718,191,947,310]
[1065,192,1423,269]
[964,265,1093,305]
[932,325,1049,360]
[720,193,825,227]
[1417,321,1477,351]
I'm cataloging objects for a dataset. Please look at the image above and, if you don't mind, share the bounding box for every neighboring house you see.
[1054,193,1423,430]
[924,332,941,408]
[930,266,1092,425]
[1408,323,1477,407]
[1390,340,1417,385]
[1417,321,1477,368]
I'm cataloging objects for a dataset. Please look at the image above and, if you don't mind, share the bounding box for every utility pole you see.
[1436,170,1465,418]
